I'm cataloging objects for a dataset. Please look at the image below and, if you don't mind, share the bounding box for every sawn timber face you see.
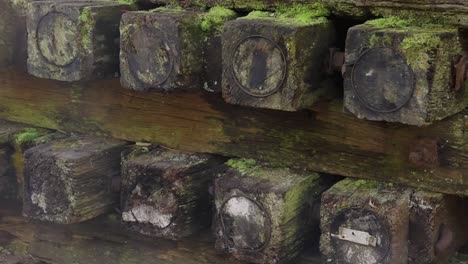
[0,70,465,195]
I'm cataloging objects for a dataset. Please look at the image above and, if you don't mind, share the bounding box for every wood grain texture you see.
[23,135,128,224]
[121,146,226,240]
[0,69,466,195]
[0,201,325,264]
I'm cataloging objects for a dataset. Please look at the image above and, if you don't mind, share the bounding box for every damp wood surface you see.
[0,69,466,195]
[0,200,324,264]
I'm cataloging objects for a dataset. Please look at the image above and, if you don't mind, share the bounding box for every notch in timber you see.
[221,11,338,111]
[23,135,128,224]
[26,0,132,82]
[120,8,237,92]
[120,146,226,240]
[320,179,468,264]
[214,159,336,264]
[343,20,468,126]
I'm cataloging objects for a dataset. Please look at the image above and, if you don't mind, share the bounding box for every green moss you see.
[200,6,237,34]
[226,158,257,173]
[117,0,136,4]
[400,33,441,71]
[366,15,451,29]
[244,3,329,26]
[371,9,453,27]
[369,34,392,47]
[79,7,92,51]
[351,179,380,189]
[366,17,413,28]
[15,128,41,145]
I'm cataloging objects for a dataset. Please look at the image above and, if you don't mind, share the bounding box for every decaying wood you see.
[120,9,204,91]
[0,70,466,196]
[222,17,338,111]
[320,179,411,264]
[120,146,225,240]
[26,1,131,81]
[214,159,336,263]
[344,23,467,126]
[23,135,128,224]
[409,191,468,264]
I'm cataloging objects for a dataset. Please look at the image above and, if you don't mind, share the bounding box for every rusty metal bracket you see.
[326,48,345,76]
[454,55,468,92]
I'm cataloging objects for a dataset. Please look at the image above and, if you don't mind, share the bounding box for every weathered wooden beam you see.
[214,159,336,263]
[26,1,131,81]
[120,8,204,91]
[0,200,334,264]
[23,135,128,224]
[121,146,225,240]
[320,179,468,264]
[409,191,468,264]
[120,7,237,92]
[222,11,338,111]
[320,179,411,264]
[0,70,466,195]
[344,22,467,126]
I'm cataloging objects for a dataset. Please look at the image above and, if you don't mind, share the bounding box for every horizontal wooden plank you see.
[0,201,322,264]
[0,69,466,195]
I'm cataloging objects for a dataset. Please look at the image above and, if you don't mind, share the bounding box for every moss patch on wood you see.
[243,3,329,26]
[79,7,93,51]
[200,6,237,34]
[14,128,41,145]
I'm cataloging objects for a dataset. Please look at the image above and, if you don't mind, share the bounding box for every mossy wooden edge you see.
[0,70,466,195]
[137,0,468,27]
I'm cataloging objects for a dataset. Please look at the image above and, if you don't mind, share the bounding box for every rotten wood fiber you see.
[26,0,131,81]
[214,159,337,264]
[121,146,226,240]
[0,70,465,196]
[23,135,128,224]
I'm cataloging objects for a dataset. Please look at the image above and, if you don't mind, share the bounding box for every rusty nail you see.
[408,138,440,168]
[326,48,345,76]
[454,55,468,92]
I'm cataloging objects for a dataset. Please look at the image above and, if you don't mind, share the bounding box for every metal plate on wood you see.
[231,35,287,97]
[37,12,79,67]
[219,195,272,251]
[127,26,174,87]
[330,207,390,264]
[351,47,415,113]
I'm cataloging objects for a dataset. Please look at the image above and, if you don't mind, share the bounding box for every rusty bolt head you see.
[409,138,440,168]
[326,48,345,76]
[454,55,468,92]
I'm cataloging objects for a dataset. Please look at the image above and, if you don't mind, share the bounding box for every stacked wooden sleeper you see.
[0,0,467,263]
